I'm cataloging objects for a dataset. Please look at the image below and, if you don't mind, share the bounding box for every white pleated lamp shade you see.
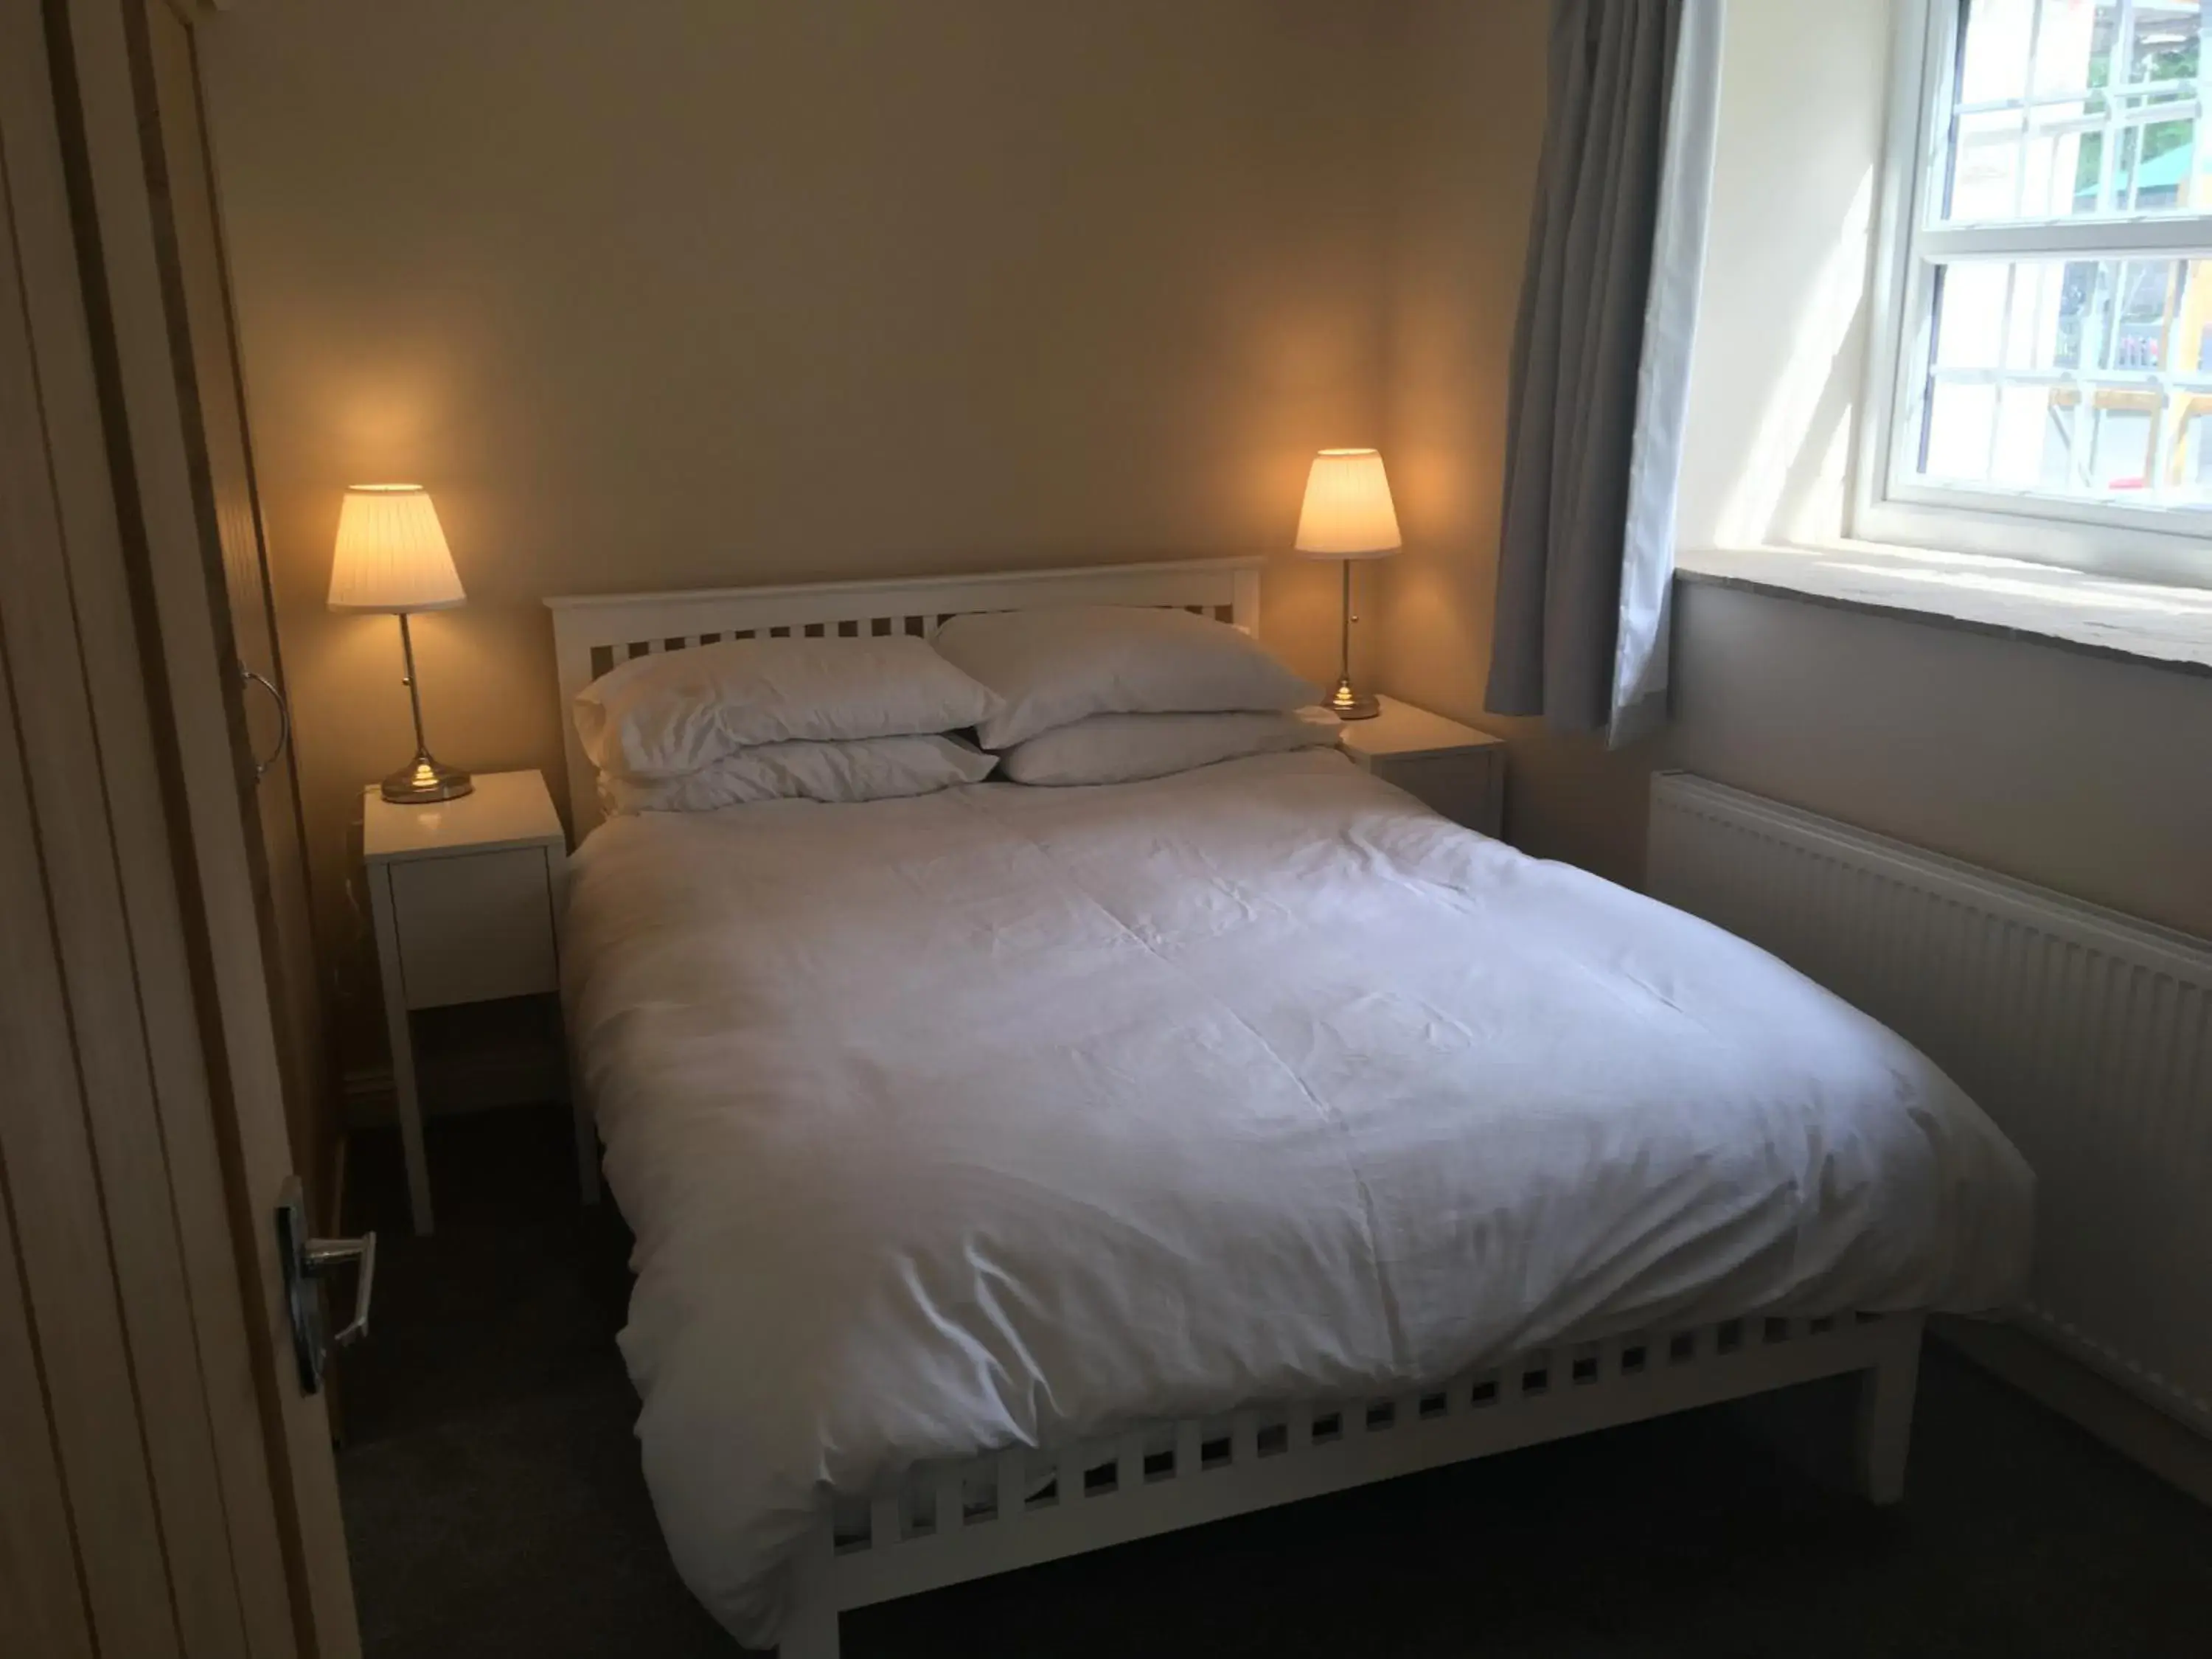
[327,484,465,613]
[1293,448,1402,559]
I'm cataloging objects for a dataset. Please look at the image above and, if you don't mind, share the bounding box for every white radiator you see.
[1648,772,2212,1436]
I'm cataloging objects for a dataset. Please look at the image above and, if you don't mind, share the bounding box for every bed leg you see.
[1854,1315,1923,1506]
[779,1523,840,1659]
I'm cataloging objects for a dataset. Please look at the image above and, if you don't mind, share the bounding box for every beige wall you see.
[198,0,1389,1061]
[1377,0,2212,939]
[204,0,2211,1076]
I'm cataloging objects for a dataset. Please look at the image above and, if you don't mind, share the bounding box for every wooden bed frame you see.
[543,557,1927,1659]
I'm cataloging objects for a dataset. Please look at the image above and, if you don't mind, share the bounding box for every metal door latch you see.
[276,1175,375,1394]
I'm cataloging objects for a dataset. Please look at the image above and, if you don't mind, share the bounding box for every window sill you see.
[1674,543,2212,681]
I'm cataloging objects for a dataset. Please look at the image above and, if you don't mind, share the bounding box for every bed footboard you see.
[775,1311,1926,1659]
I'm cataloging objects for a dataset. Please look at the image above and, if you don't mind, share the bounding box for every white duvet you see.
[563,751,2033,1647]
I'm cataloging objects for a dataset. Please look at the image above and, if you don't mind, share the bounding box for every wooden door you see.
[0,1,361,1654]
[140,0,339,1221]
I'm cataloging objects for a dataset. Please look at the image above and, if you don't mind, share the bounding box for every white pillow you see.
[575,636,999,782]
[599,734,995,815]
[932,605,1319,751]
[997,709,1343,787]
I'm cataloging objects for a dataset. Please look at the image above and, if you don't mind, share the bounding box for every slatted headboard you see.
[543,555,1265,831]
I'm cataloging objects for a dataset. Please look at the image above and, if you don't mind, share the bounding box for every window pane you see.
[1941,0,2208,224]
[1916,255,2212,504]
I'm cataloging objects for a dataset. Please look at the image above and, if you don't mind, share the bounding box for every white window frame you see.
[1854,0,2212,588]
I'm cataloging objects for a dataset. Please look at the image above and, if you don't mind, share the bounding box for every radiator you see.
[1647,772,2212,1436]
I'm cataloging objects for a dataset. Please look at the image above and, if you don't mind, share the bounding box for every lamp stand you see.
[380,611,472,804]
[1326,558,1380,720]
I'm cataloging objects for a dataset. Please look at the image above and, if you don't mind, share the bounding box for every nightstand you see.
[1338,697,1506,838]
[362,771,571,1234]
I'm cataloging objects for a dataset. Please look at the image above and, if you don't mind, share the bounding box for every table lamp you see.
[1294,448,1400,720]
[328,483,473,803]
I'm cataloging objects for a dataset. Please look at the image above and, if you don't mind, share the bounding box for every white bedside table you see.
[1338,696,1506,838]
[362,771,570,1234]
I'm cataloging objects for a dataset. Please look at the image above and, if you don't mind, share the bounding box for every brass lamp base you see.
[380,753,473,804]
[1326,677,1380,721]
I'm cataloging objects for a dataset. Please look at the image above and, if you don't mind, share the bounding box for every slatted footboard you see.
[778,1311,1925,1658]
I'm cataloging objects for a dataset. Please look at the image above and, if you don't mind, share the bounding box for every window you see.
[1863,0,2212,582]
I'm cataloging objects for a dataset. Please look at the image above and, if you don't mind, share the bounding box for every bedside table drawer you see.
[389,846,558,1009]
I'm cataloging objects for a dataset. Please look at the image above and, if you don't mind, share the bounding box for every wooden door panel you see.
[4,1,362,1653]
[0,1164,98,1659]
[141,1,338,1217]
[1,7,321,1651]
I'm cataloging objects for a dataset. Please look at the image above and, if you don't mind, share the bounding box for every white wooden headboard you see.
[543,555,1264,832]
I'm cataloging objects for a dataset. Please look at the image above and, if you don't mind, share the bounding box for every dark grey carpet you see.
[338,1107,2212,1658]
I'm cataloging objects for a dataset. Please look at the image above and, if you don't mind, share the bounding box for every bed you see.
[545,558,2034,1658]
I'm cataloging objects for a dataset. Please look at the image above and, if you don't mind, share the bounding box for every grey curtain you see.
[1485,0,1721,742]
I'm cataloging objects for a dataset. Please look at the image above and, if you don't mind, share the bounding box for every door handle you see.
[240,662,291,782]
[276,1175,376,1394]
